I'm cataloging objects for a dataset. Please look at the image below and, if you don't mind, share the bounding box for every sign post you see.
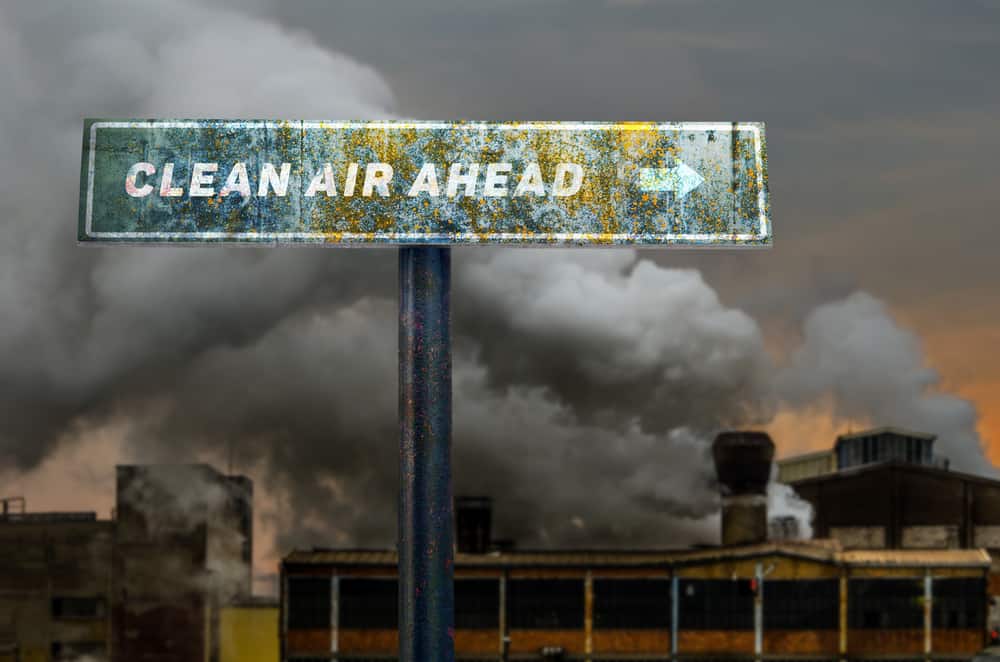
[79,119,770,662]
[398,245,453,662]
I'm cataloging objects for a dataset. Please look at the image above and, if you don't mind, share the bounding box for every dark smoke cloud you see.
[0,1,993,576]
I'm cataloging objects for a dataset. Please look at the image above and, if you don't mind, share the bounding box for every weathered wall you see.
[0,518,113,662]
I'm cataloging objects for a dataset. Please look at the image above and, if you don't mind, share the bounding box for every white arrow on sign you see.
[638,160,704,199]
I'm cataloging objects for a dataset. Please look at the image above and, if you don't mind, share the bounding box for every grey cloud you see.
[0,0,993,565]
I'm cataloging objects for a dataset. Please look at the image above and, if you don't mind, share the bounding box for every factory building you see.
[781,427,999,552]
[0,464,254,662]
[782,427,1000,635]
[281,432,994,662]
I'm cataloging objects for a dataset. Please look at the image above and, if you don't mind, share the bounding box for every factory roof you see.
[789,457,1000,488]
[841,548,991,567]
[835,427,937,444]
[284,540,990,569]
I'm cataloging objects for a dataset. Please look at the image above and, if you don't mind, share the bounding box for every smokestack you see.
[455,496,492,554]
[712,431,775,546]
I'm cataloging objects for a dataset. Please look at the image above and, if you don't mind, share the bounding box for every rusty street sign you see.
[79,120,770,246]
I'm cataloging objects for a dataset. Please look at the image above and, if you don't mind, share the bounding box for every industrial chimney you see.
[455,496,492,554]
[712,431,774,546]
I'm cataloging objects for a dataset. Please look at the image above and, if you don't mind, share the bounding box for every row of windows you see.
[849,578,985,629]
[287,577,984,631]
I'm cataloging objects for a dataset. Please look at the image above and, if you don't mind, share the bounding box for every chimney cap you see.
[712,430,775,496]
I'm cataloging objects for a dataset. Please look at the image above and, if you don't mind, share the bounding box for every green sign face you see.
[79,120,770,246]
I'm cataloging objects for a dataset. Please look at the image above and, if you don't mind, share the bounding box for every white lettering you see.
[258,162,292,197]
[483,163,512,197]
[447,163,479,197]
[553,163,584,197]
[343,163,359,197]
[125,162,155,198]
[304,163,338,197]
[408,163,441,197]
[219,162,251,197]
[190,163,217,197]
[513,163,545,196]
[159,163,184,197]
[363,163,393,197]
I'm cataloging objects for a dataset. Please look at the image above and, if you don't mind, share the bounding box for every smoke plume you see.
[0,1,993,589]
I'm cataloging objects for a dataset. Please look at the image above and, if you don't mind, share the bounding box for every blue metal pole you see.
[398,246,454,662]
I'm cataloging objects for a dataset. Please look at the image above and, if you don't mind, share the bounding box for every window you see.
[934,578,985,629]
[287,577,331,629]
[593,579,670,629]
[51,641,105,661]
[507,579,584,629]
[339,578,398,629]
[678,579,754,630]
[848,579,923,629]
[455,579,499,629]
[51,597,105,620]
[764,580,838,630]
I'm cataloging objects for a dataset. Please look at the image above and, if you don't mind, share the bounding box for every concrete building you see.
[113,464,253,662]
[280,432,994,661]
[0,503,113,662]
[0,463,253,662]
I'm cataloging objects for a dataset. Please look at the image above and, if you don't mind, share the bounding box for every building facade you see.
[0,463,253,662]
[281,430,996,662]
[281,543,990,662]
[0,508,113,662]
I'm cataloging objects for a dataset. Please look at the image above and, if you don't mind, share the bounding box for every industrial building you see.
[0,464,256,662]
[782,427,999,552]
[782,427,1000,634]
[281,432,994,662]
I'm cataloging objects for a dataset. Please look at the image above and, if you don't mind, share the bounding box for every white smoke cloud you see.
[778,292,992,474]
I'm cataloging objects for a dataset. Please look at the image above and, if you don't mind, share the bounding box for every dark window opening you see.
[288,577,331,629]
[339,578,398,629]
[51,596,105,620]
[455,579,499,629]
[678,579,754,630]
[764,580,838,630]
[934,578,985,629]
[507,579,584,629]
[849,579,923,629]
[593,578,670,629]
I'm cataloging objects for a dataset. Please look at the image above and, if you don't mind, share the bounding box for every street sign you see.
[79,120,770,246]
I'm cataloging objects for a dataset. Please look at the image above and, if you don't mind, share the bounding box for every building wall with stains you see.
[112,464,253,662]
[0,514,113,662]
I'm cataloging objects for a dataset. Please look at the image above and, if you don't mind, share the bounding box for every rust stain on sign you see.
[79,120,770,246]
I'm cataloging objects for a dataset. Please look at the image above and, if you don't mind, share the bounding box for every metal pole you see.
[399,246,454,662]
[754,562,763,661]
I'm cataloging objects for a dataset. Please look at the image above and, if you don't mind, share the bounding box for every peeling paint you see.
[79,120,770,246]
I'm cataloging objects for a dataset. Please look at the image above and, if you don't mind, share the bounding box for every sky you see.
[0,0,998,593]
